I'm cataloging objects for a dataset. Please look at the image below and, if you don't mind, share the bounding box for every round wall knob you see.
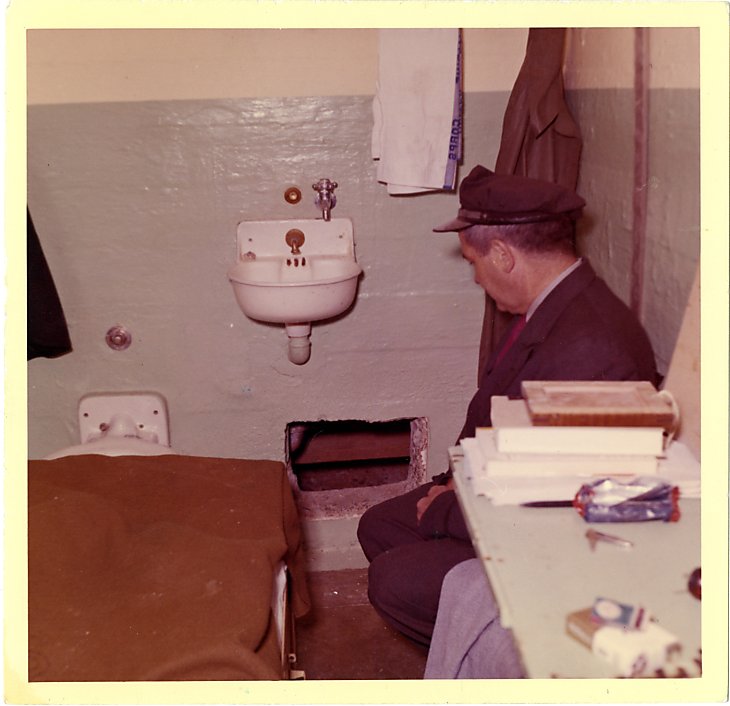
[284,186,302,204]
[106,325,132,350]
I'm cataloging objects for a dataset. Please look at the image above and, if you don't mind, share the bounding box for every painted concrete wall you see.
[27,29,526,469]
[26,27,700,567]
[565,27,700,373]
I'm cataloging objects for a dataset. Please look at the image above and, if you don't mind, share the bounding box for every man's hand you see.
[416,479,454,524]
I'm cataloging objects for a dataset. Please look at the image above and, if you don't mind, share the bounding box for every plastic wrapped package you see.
[574,477,680,523]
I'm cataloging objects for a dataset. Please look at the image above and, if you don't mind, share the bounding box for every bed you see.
[27,454,311,681]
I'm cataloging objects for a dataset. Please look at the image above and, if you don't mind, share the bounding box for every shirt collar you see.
[525,258,582,321]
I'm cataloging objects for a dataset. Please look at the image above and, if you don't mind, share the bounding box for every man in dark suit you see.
[357,165,658,646]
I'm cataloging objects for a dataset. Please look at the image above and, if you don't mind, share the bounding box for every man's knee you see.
[357,484,433,561]
[357,497,407,561]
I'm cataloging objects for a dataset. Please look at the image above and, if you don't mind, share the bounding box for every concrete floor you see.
[294,568,428,680]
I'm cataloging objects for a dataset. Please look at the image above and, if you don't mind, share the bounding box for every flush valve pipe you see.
[285,323,312,365]
[312,178,338,221]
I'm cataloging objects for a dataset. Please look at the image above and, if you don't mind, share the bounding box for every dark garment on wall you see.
[494,28,582,189]
[479,27,584,379]
[27,210,72,360]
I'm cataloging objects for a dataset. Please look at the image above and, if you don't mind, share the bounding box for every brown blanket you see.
[28,455,310,681]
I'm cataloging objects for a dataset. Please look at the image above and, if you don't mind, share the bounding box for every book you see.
[459,436,699,506]
[475,427,658,477]
[521,380,677,429]
[461,438,591,504]
[488,397,665,457]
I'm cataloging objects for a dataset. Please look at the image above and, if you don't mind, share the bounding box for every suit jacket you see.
[420,259,658,541]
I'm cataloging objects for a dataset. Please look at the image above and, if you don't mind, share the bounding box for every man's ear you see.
[488,239,515,273]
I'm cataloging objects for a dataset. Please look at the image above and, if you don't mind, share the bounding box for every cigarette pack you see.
[566,608,681,677]
[591,597,647,629]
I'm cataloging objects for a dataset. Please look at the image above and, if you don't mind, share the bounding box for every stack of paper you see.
[488,395,664,465]
[476,426,660,477]
[459,396,699,506]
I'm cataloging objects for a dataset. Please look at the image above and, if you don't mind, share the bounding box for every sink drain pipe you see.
[285,323,312,365]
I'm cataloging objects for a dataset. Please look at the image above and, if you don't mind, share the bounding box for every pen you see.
[520,500,574,508]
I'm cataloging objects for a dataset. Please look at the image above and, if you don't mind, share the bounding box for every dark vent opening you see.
[287,419,413,492]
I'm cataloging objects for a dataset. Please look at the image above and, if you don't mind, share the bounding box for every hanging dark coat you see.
[28,209,72,359]
[478,27,583,379]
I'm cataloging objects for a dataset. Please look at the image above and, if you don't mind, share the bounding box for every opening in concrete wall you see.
[285,418,429,520]
[287,419,413,491]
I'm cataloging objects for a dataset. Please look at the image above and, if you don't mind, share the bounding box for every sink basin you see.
[228,255,361,323]
[227,218,362,325]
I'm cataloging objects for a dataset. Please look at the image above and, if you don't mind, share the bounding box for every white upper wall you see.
[26,28,528,105]
[649,27,700,89]
[565,27,700,90]
[27,25,700,107]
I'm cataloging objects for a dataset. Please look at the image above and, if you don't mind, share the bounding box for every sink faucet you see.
[312,178,338,221]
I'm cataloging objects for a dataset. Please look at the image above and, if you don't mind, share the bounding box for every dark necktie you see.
[494,314,527,367]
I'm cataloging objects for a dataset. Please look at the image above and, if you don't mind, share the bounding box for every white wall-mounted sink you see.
[228,255,361,323]
[227,218,362,363]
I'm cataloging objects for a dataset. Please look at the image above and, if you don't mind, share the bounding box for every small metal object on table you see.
[585,528,634,551]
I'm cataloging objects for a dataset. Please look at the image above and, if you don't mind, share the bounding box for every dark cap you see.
[433,166,585,232]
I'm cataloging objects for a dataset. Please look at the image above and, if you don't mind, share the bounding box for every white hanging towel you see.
[372,29,462,195]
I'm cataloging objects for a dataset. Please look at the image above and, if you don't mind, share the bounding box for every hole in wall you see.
[287,419,412,491]
[285,417,429,520]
